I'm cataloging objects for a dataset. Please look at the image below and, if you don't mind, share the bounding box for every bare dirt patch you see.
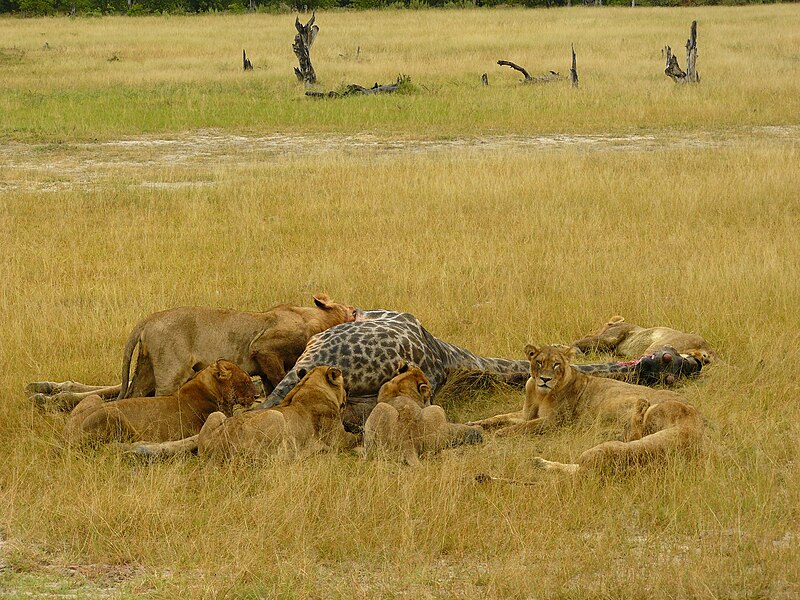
[1,127,797,194]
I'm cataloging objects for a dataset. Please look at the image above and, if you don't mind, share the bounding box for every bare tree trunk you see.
[293,14,319,85]
[685,20,699,83]
[664,21,699,84]
[570,44,578,88]
[481,73,489,86]
[243,49,253,71]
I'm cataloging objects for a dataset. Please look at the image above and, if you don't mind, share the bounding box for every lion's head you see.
[313,294,362,323]
[207,359,261,414]
[523,344,577,395]
[377,363,432,407]
[284,365,347,412]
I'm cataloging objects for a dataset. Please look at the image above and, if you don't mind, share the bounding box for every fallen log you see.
[306,75,411,99]
[497,59,564,84]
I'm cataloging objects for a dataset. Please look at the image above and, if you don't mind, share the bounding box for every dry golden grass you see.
[1,6,799,599]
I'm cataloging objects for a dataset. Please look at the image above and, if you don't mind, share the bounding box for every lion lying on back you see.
[468,345,705,474]
[63,360,259,447]
[363,364,483,466]
[130,365,359,460]
[572,315,717,364]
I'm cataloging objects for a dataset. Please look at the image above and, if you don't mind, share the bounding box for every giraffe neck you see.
[435,338,529,374]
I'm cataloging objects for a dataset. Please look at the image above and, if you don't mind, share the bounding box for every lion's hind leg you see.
[532,457,580,474]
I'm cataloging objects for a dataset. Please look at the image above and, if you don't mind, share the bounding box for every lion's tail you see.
[117,319,146,400]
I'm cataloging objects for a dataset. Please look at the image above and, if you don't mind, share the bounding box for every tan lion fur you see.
[469,345,705,474]
[363,365,483,466]
[63,360,259,447]
[196,366,360,460]
[118,294,358,399]
[572,315,718,364]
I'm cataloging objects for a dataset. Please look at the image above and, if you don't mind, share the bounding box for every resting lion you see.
[572,315,717,364]
[130,366,359,460]
[363,364,483,466]
[468,345,705,474]
[119,294,359,399]
[63,360,260,447]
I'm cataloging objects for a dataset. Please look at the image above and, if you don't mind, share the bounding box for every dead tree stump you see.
[243,49,253,71]
[481,73,489,86]
[665,21,699,84]
[293,14,319,85]
[570,44,578,88]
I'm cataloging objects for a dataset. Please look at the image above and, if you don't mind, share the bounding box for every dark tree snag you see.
[570,44,578,88]
[293,14,318,85]
[665,21,699,84]
[243,49,253,71]
[498,60,564,84]
[686,20,699,83]
[481,73,489,86]
[497,60,531,82]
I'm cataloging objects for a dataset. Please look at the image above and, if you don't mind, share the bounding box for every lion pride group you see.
[29,294,717,476]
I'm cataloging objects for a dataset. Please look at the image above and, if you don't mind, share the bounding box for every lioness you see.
[468,345,705,473]
[119,294,359,399]
[363,364,483,466]
[572,315,717,364]
[63,360,260,447]
[129,366,359,460]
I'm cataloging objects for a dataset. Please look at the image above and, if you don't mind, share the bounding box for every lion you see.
[128,366,359,460]
[363,364,483,466]
[467,345,705,474]
[572,315,717,364]
[63,359,260,447]
[118,294,359,400]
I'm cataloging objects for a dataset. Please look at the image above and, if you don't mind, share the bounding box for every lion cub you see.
[469,345,705,473]
[63,360,260,447]
[363,364,483,466]
[572,315,717,364]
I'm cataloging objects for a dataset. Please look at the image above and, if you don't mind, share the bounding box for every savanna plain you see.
[1,5,799,598]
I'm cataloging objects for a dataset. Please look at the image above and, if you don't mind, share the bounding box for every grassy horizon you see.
[1,6,799,140]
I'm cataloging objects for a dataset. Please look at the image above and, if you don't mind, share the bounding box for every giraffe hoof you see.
[662,352,673,363]
[665,374,676,385]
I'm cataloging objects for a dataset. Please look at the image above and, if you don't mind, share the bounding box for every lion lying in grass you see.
[468,345,705,474]
[129,366,359,460]
[572,315,717,364]
[63,360,260,447]
[119,294,360,400]
[363,364,483,466]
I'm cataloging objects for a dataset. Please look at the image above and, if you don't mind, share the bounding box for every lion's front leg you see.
[466,411,525,429]
[495,417,553,437]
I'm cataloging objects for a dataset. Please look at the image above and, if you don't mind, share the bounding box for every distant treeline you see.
[0,0,787,16]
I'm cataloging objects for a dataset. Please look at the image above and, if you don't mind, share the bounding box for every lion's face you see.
[524,345,577,395]
[377,363,432,407]
[313,294,361,323]
[212,359,261,410]
[293,365,348,411]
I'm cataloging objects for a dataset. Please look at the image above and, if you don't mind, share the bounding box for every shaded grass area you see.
[1,137,799,596]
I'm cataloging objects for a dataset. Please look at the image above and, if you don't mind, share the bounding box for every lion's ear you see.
[326,367,343,385]
[565,347,577,362]
[296,368,308,380]
[215,360,232,380]
[313,294,332,309]
[523,344,539,359]
[418,382,431,402]
[609,315,625,324]
[397,362,409,374]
